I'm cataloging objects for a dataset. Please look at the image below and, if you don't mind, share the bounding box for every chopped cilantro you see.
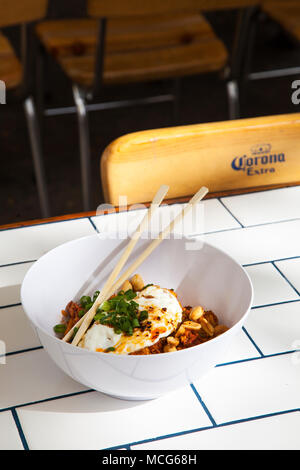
[93,289,147,336]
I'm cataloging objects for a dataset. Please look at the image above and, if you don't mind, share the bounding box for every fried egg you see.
[79,285,182,354]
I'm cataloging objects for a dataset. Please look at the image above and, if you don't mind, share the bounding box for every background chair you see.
[0,0,50,217]
[263,1,300,51]
[230,1,300,113]
[101,112,300,205]
[35,0,259,212]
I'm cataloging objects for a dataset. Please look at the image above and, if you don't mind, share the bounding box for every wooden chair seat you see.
[36,13,228,88]
[0,33,22,89]
[263,1,300,41]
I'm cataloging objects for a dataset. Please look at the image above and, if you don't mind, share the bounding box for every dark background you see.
[1,1,300,225]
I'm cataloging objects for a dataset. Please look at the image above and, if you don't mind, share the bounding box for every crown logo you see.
[251,143,271,155]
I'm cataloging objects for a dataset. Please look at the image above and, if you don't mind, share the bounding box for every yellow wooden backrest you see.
[0,0,47,28]
[88,0,259,18]
[101,113,300,205]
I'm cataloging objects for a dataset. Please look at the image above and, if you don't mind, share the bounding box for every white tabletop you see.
[0,187,300,450]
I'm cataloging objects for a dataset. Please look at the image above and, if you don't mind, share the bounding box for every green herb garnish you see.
[139,310,148,322]
[79,291,101,315]
[53,324,67,334]
[124,289,137,300]
[72,327,79,340]
[93,290,100,301]
[105,347,115,352]
[93,289,147,336]
[141,284,153,291]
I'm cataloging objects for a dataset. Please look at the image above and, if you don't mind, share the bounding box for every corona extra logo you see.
[231,143,285,175]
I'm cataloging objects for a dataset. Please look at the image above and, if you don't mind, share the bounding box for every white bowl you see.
[21,234,253,400]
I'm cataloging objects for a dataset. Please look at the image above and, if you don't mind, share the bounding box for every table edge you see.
[1,182,299,230]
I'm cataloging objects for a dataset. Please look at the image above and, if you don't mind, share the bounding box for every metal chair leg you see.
[73,85,92,211]
[23,96,50,218]
[35,44,46,125]
[226,6,259,119]
[226,80,240,120]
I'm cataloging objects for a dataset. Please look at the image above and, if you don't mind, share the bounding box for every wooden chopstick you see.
[99,185,209,302]
[62,184,169,344]
[71,185,208,347]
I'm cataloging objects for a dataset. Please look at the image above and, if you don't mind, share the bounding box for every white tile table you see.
[0,187,299,450]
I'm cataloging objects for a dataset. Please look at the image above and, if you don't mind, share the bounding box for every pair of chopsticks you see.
[64,185,208,347]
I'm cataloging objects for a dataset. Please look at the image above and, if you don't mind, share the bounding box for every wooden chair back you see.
[0,0,47,28]
[88,0,260,18]
[101,113,300,205]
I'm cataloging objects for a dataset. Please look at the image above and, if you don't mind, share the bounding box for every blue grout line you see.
[215,349,300,367]
[0,259,37,269]
[220,187,297,202]
[0,389,94,413]
[104,408,300,450]
[88,217,99,233]
[215,356,262,367]
[1,346,43,359]
[217,198,244,227]
[11,408,29,450]
[243,255,300,267]
[0,302,21,310]
[0,193,298,448]
[272,262,300,297]
[187,226,243,237]
[242,217,300,229]
[251,299,300,309]
[216,408,300,428]
[185,214,300,236]
[0,192,299,446]
[218,200,300,230]
[0,223,299,270]
[0,350,300,430]
[9,213,298,236]
[0,216,91,233]
[104,425,214,450]
[190,383,217,426]
[0,195,298,237]
[242,326,264,357]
